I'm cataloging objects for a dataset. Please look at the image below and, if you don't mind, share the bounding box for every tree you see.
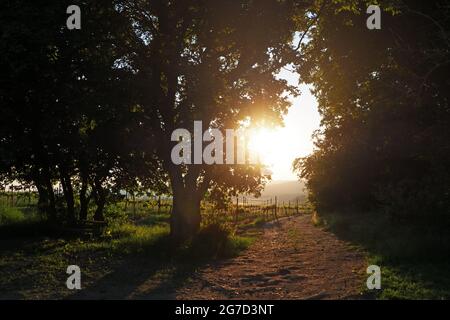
[0,0,137,223]
[2,0,319,239]
[119,0,313,241]
[294,0,450,224]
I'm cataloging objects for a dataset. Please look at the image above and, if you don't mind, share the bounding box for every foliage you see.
[295,1,450,228]
[0,0,139,223]
[294,1,450,298]
[1,0,316,240]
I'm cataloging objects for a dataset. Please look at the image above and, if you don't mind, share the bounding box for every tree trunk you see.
[79,174,89,221]
[31,151,56,221]
[93,178,105,221]
[34,177,56,220]
[43,168,56,221]
[35,177,48,215]
[59,167,75,223]
[30,128,56,221]
[170,186,201,243]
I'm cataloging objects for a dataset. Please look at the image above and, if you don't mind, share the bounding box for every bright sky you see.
[249,69,321,181]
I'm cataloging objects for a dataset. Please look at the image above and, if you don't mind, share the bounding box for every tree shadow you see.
[66,218,286,300]
[0,221,86,254]
[66,236,218,300]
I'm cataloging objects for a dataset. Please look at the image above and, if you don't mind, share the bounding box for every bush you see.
[186,223,253,260]
[320,210,450,262]
[190,223,231,258]
[0,205,25,225]
[103,204,128,224]
[374,179,450,228]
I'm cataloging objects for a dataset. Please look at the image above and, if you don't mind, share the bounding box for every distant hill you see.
[255,180,307,202]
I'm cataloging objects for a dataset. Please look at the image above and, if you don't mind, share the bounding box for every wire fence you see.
[0,190,311,223]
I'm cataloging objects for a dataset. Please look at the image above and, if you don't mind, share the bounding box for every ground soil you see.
[171,215,367,299]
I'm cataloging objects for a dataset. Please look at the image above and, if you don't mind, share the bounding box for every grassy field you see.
[313,211,450,299]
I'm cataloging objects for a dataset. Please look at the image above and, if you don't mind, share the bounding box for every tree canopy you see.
[295,0,450,225]
[1,0,317,241]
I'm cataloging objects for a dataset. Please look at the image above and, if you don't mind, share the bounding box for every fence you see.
[1,190,311,223]
[0,190,37,208]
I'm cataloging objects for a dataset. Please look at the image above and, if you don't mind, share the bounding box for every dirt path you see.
[61,214,367,299]
[135,215,367,299]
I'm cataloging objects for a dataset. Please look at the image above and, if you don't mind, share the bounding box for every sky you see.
[252,68,322,181]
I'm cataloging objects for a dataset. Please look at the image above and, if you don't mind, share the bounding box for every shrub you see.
[186,223,252,260]
[0,205,25,225]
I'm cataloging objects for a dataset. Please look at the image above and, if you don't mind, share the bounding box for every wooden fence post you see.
[157,195,161,214]
[235,196,239,224]
[274,196,278,220]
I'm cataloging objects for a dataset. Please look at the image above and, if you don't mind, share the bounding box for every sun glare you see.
[247,83,321,181]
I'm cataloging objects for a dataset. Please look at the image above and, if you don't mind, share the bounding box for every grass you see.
[0,205,26,224]
[368,255,450,299]
[0,197,304,299]
[0,207,258,299]
[0,217,172,298]
[317,211,450,299]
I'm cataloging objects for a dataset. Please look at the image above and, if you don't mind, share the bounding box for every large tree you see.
[119,0,314,241]
[295,0,450,224]
[2,0,319,239]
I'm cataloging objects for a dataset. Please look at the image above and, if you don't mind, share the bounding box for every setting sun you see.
[248,83,320,181]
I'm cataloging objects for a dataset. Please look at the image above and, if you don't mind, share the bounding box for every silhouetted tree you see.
[295,0,450,226]
[0,1,137,223]
[119,0,315,241]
